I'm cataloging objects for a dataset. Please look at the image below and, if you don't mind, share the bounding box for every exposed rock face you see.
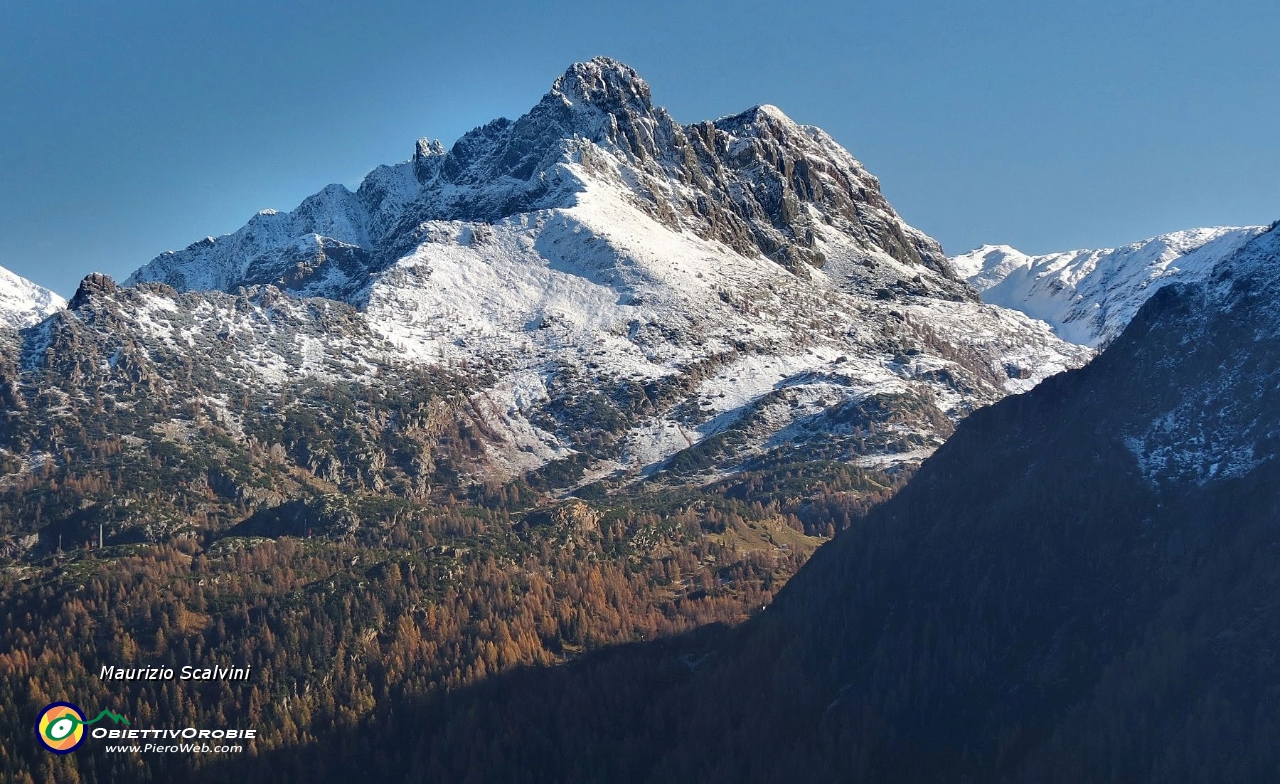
[68,272,119,309]
[0,60,1093,548]
[129,58,961,297]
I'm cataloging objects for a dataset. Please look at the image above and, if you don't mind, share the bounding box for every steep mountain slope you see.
[256,223,1280,783]
[114,58,1087,486]
[0,263,64,329]
[951,226,1264,346]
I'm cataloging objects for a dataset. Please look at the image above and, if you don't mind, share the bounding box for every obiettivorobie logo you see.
[35,699,255,754]
[35,702,130,754]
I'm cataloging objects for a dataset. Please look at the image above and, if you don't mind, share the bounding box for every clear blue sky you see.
[2,0,1276,296]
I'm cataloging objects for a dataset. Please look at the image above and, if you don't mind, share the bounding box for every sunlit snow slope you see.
[952,227,1266,347]
[0,264,65,330]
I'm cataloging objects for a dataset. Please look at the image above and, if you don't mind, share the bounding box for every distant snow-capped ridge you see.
[950,226,1267,347]
[0,264,65,329]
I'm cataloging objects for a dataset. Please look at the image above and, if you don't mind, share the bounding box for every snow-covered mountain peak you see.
[948,244,1028,285]
[415,138,446,160]
[549,57,655,116]
[749,103,790,121]
[0,263,66,329]
[712,103,799,134]
[109,59,1101,481]
[523,57,682,170]
[128,58,969,298]
[951,226,1267,347]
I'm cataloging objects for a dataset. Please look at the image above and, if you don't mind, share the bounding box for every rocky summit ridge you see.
[129,57,959,296]
[1,60,1090,552]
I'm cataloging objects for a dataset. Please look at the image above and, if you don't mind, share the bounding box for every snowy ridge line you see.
[951,226,1266,347]
[0,263,65,330]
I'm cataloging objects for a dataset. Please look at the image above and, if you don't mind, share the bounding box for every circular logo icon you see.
[35,702,86,754]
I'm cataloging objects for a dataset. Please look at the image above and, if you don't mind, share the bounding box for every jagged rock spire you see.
[69,273,118,310]
[549,57,655,115]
